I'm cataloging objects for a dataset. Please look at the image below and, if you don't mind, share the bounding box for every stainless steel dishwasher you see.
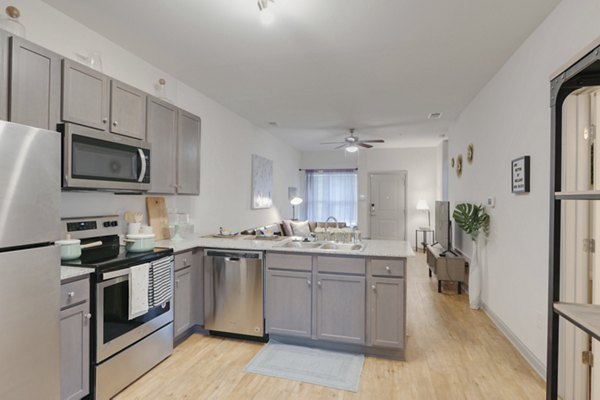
[204,249,265,338]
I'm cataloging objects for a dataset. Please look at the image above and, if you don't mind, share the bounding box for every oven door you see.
[96,264,173,363]
[62,123,151,191]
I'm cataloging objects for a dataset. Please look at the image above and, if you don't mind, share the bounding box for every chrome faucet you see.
[325,216,339,241]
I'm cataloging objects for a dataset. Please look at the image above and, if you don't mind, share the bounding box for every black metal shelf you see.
[554,303,600,342]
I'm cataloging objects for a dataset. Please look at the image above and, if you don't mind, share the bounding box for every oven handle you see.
[103,268,130,281]
[137,148,147,183]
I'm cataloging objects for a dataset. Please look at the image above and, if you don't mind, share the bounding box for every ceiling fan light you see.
[345,145,358,153]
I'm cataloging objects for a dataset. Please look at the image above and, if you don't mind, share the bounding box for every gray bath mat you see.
[244,341,364,392]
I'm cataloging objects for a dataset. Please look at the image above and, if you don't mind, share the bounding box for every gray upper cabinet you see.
[177,110,201,195]
[110,80,146,139]
[174,266,193,338]
[316,273,365,345]
[368,277,405,348]
[147,97,177,193]
[0,30,8,121]
[266,269,312,338]
[62,59,109,131]
[9,36,61,130]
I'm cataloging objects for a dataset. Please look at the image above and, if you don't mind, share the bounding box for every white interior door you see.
[369,172,406,240]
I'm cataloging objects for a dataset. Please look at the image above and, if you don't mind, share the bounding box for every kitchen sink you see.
[278,241,365,252]
[319,243,365,251]
[280,241,322,249]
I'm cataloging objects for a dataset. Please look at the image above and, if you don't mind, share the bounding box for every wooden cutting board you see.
[146,197,169,240]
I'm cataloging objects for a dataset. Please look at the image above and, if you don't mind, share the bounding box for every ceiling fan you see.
[320,129,385,153]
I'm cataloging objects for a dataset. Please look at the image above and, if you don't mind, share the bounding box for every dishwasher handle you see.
[225,257,240,262]
[204,249,263,259]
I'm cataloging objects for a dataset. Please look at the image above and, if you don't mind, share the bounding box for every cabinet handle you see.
[84,313,92,320]
[371,285,376,290]
[67,291,75,298]
[102,117,108,123]
[183,258,187,265]
[175,279,180,287]
[307,280,311,286]
[112,121,118,127]
[385,266,391,271]
[317,281,321,287]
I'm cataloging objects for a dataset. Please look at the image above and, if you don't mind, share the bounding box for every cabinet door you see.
[266,270,312,337]
[0,30,10,121]
[9,36,61,130]
[316,273,365,344]
[174,266,193,338]
[369,277,405,348]
[110,80,146,139]
[177,110,201,195]
[60,302,90,400]
[147,97,177,193]
[62,59,109,130]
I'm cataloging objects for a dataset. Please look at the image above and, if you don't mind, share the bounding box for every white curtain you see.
[305,169,357,226]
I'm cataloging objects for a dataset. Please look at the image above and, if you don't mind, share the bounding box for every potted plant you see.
[452,203,490,309]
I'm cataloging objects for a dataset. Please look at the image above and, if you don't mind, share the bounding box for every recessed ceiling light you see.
[268,121,278,126]
[258,0,275,25]
[428,112,443,120]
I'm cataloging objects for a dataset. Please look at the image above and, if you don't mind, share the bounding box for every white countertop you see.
[61,266,95,282]
[156,236,415,258]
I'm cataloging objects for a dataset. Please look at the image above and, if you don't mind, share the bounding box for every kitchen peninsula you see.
[157,236,414,360]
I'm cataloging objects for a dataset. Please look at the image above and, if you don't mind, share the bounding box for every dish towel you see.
[149,257,173,308]
[129,263,150,320]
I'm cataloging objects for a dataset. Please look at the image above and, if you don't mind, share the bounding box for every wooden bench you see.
[425,244,466,294]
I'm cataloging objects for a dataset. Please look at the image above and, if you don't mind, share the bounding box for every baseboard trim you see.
[480,301,546,381]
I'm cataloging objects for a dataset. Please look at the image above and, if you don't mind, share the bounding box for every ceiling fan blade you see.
[358,143,373,149]
[335,144,347,149]
[358,139,385,143]
[320,141,346,145]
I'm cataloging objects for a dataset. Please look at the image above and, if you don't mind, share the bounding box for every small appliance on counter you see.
[60,215,174,400]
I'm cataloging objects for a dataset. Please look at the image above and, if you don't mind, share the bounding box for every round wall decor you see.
[451,157,455,168]
[467,143,474,163]
[456,154,463,177]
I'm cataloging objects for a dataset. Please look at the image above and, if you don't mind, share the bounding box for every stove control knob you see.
[110,221,118,227]
[103,221,110,228]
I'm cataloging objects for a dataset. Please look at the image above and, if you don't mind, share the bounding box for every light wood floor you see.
[116,254,545,399]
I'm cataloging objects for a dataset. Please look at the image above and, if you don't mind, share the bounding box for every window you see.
[305,169,358,226]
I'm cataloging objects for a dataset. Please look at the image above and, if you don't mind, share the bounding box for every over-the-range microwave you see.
[60,123,151,192]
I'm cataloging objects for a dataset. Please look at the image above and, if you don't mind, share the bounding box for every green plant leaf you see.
[452,203,490,241]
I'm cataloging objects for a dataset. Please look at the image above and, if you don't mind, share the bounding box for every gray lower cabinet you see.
[110,79,146,139]
[315,273,365,344]
[147,96,177,193]
[173,250,203,342]
[60,278,90,400]
[9,36,61,130]
[62,59,110,130]
[177,110,201,195]
[368,277,405,348]
[174,266,193,338]
[266,270,312,337]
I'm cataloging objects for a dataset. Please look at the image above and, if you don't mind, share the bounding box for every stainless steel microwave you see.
[60,123,151,191]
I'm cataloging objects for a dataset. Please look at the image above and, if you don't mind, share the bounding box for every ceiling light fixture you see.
[258,0,275,25]
[345,145,359,153]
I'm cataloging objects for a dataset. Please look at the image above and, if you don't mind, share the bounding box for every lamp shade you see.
[290,197,303,206]
[416,200,429,211]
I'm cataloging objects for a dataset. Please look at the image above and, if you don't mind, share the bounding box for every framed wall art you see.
[251,154,273,209]
[511,156,530,194]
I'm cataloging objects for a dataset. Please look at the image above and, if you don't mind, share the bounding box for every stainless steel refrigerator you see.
[0,121,61,399]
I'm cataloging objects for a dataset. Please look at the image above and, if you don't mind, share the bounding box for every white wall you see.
[14,0,300,234]
[300,151,359,170]
[447,0,600,374]
[436,140,449,201]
